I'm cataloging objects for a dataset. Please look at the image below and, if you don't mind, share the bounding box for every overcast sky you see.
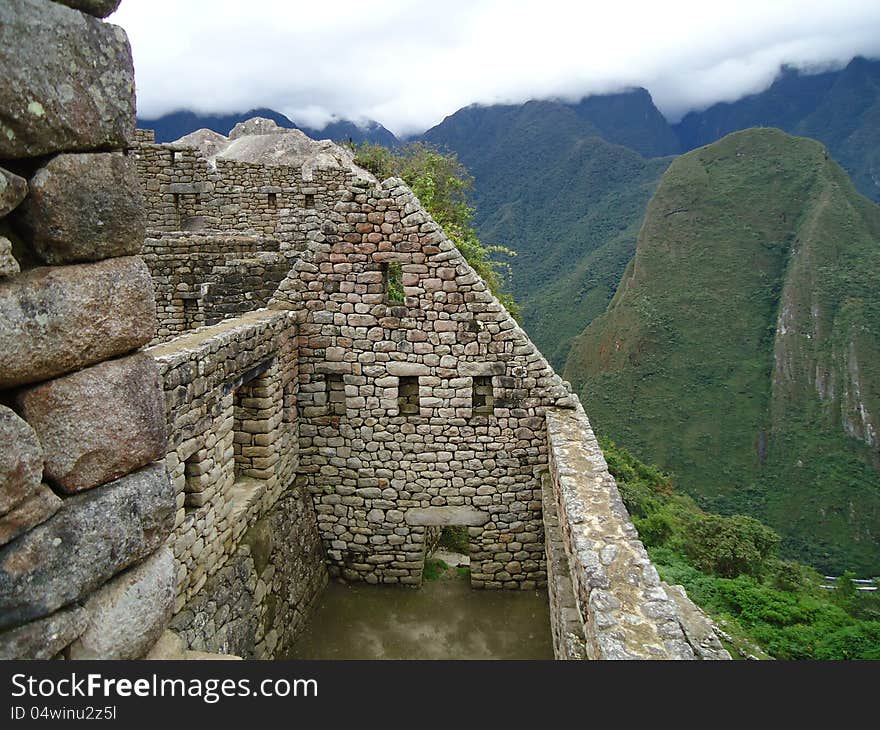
[111,0,880,136]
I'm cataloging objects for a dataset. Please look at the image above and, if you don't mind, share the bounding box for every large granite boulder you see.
[0,0,135,158]
[0,462,174,630]
[0,405,43,515]
[0,484,61,546]
[13,152,145,264]
[69,546,176,659]
[0,256,156,388]
[17,353,168,493]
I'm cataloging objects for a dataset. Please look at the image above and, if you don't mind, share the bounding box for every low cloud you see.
[113,0,880,135]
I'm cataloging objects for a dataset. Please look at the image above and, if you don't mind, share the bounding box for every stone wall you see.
[169,482,327,659]
[270,177,576,589]
[143,232,293,344]
[0,0,176,660]
[545,404,730,660]
[147,309,328,658]
[132,134,354,240]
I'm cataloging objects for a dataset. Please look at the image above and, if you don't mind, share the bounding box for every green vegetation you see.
[423,558,449,582]
[568,129,880,573]
[386,261,404,303]
[604,437,880,659]
[352,141,519,317]
[675,57,880,204]
[437,526,469,554]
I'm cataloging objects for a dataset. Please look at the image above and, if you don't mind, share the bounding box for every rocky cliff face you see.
[565,128,880,573]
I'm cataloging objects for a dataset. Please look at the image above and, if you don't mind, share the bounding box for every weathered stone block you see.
[52,0,122,18]
[0,0,135,158]
[0,405,43,515]
[0,256,157,388]
[386,362,429,376]
[459,361,506,377]
[0,484,61,546]
[17,353,168,493]
[167,182,212,195]
[0,237,20,278]
[0,605,88,660]
[13,153,145,264]
[69,546,176,659]
[0,167,27,218]
[0,462,175,630]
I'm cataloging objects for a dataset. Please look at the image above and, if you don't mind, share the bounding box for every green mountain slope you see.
[565,128,880,573]
[422,95,673,366]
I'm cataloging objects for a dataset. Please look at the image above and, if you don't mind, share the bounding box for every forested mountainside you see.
[565,128,880,574]
[422,94,673,366]
[675,57,880,203]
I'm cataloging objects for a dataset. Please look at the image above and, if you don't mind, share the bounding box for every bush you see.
[634,512,675,545]
[685,513,780,578]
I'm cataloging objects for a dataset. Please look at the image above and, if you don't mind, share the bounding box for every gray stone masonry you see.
[0,0,135,158]
[546,403,729,659]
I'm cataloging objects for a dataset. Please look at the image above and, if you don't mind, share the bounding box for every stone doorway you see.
[404,506,488,587]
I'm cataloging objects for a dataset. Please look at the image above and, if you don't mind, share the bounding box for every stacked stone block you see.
[0,0,174,659]
[130,114,725,657]
[133,134,352,241]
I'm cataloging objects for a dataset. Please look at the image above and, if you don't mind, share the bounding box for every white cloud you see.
[111,0,880,134]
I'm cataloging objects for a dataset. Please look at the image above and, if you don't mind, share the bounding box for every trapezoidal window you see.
[472,376,494,416]
[182,453,205,511]
[231,364,275,480]
[325,374,346,416]
[268,192,277,209]
[304,193,315,209]
[398,376,420,416]
[382,262,405,304]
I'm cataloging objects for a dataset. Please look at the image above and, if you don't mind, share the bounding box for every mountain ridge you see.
[138,107,400,147]
[564,128,880,573]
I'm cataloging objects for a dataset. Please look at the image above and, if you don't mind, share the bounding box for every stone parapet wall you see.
[271,176,576,589]
[541,472,588,659]
[143,231,294,343]
[0,0,176,660]
[545,404,730,659]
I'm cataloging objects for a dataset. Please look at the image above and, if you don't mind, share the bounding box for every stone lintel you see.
[405,506,489,527]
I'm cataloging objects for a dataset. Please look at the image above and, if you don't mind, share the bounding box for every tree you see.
[352,142,519,318]
[685,513,780,578]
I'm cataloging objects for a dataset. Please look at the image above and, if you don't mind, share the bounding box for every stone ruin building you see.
[0,0,729,660]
